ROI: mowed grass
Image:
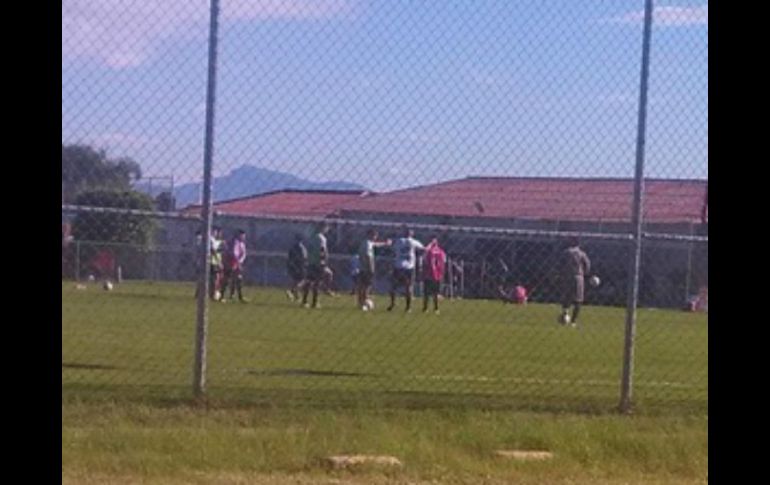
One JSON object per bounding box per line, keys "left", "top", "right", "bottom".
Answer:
{"left": 63, "top": 280, "right": 707, "bottom": 412}
{"left": 62, "top": 281, "right": 708, "bottom": 484}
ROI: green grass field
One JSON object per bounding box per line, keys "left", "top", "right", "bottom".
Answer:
{"left": 62, "top": 280, "right": 708, "bottom": 484}
{"left": 63, "top": 280, "right": 707, "bottom": 413}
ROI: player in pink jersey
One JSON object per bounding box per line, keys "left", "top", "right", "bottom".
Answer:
{"left": 421, "top": 235, "right": 447, "bottom": 314}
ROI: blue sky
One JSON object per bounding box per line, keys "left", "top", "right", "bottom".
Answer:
{"left": 62, "top": 1, "right": 707, "bottom": 192}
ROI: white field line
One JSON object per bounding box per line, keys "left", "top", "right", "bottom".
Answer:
{"left": 410, "top": 374, "right": 705, "bottom": 390}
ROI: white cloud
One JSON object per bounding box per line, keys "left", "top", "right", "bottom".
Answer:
{"left": 604, "top": 5, "right": 708, "bottom": 27}
{"left": 62, "top": 0, "right": 355, "bottom": 68}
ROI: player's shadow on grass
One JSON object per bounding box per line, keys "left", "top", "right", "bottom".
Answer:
{"left": 247, "top": 368, "right": 378, "bottom": 378}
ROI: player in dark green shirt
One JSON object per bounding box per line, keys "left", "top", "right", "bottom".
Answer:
{"left": 301, "top": 222, "right": 330, "bottom": 309}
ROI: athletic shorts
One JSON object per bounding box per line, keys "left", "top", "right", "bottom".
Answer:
{"left": 307, "top": 264, "right": 326, "bottom": 282}
{"left": 226, "top": 266, "right": 242, "bottom": 278}
{"left": 288, "top": 265, "right": 306, "bottom": 282}
{"left": 358, "top": 270, "right": 374, "bottom": 286}
{"left": 423, "top": 280, "right": 440, "bottom": 295}
{"left": 391, "top": 268, "right": 413, "bottom": 287}
{"left": 561, "top": 275, "right": 585, "bottom": 305}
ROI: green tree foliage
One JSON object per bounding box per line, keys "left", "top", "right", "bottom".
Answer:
{"left": 72, "top": 189, "right": 157, "bottom": 246}
{"left": 154, "top": 191, "right": 177, "bottom": 212}
{"left": 62, "top": 144, "right": 143, "bottom": 203}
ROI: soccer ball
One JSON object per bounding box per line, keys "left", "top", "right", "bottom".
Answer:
{"left": 103, "top": 280, "right": 114, "bottom": 291}
{"left": 558, "top": 312, "right": 571, "bottom": 325}
{"left": 213, "top": 290, "right": 221, "bottom": 301}
{"left": 588, "top": 275, "right": 601, "bottom": 287}
{"left": 365, "top": 299, "right": 375, "bottom": 310}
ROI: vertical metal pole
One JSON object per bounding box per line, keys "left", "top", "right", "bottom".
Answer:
{"left": 481, "top": 260, "right": 487, "bottom": 298}
{"left": 619, "top": 0, "right": 655, "bottom": 414}
{"left": 262, "top": 256, "right": 268, "bottom": 286}
{"left": 194, "top": 0, "right": 221, "bottom": 401}
{"left": 447, "top": 258, "right": 455, "bottom": 300}
{"left": 684, "top": 223, "right": 694, "bottom": 302}
{"left": 75, "top": 241, "right": 81, "bottom": 281}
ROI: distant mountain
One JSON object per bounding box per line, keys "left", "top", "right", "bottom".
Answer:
{"left": 135, "top": 165, "right": 367, "bottom": 207}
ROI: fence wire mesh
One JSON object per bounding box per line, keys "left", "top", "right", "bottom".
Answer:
{"left": 62, "top": 0, "right": 708, "bottom": 413}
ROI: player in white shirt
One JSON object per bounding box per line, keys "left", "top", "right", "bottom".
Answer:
{"left": 387, "top": 228, "right": 425, "bottom": 313}
{"left": 356, "top": 229, "right": 391, "bottom": 311}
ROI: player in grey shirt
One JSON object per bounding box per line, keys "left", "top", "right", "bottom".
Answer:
{"left": 560, "top": 236, "right": 591, "bottom": 326}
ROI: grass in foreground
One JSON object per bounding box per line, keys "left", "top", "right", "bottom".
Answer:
{"left": 63, "top": 400, "right": 707, "bottom": 485}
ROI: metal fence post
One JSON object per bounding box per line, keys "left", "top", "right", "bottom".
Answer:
{"left": 684, "top": 223, "right": 694, "bottom": 303}
{"left": 619, "top": 0, "right": 655, "bottom": 414}
{"left": 193, "top": 0, "right": 221, "bottom": 401}
{"left": 75, "top": 240, "right": 81, "bottom": 282}
{"left": 262, "top": 256, "right": 268, "bottom": 286}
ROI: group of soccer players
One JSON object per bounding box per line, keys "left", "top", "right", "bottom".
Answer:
{"left": 196, "top": 222, "right": 593, "bottom": 326}
{"left": 281, "top": 223, "right": 449, "bottom": 313}
{"left": 196, "top": 226, "right": 249, "bottom": 303}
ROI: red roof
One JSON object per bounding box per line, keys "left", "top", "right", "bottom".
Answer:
{"left": 182, "top": 189, "right": 369, "bottom": 218}
{"left": 335, "top": 177, "right": 707, "bottom": 224}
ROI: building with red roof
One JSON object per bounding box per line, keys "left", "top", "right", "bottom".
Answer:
{"left": 335, "top": 177, "right": 706, "bottom": 233}
{"left": 181, "top": 189, "right": 369, "bottom": 219}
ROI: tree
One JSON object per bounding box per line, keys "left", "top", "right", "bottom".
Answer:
{"left": 62, "top": 144, "right": 143, "bottom": 204}
{"left": 71, "top": 189, "right": 156, "bottom": 245}
{"left": 154, "top": 191, "right": 176, "bottom": 212}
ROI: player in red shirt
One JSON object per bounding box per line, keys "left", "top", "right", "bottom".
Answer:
{"left": 421, "top": 235, "right": 447, "bottom": 314}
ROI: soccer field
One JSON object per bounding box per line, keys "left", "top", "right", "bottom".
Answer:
{"left": 62, "top": 280, "right": 708, "bottom": 414}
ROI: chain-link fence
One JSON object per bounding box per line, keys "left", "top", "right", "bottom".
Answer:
{"left": 62, "top": 0, "right": 708, "bottom": 413}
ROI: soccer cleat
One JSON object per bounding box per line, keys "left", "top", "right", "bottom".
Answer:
{"left": 239, "top": 298, "right": 250, "bottom": 303}
{"left": 302, "top": 303, "right": 310, "bottom": 309}
{"left": 286, "top": 290, "right": 295, "bottom": 301}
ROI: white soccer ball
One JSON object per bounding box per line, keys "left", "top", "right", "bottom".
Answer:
{"left": 589, "top": 275, "right": 601, "bottom": 287}
{"left": 558, "top": 313, "right": 571, "bottom": 325}
{"left": 365, "top": 299, "right": 375, "bottom": 310}
{"left": 213, "top": 290, "right": 221, "bottom": 301}
{"left": 103, "top": 280, "right": 114, "bottom": 291}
